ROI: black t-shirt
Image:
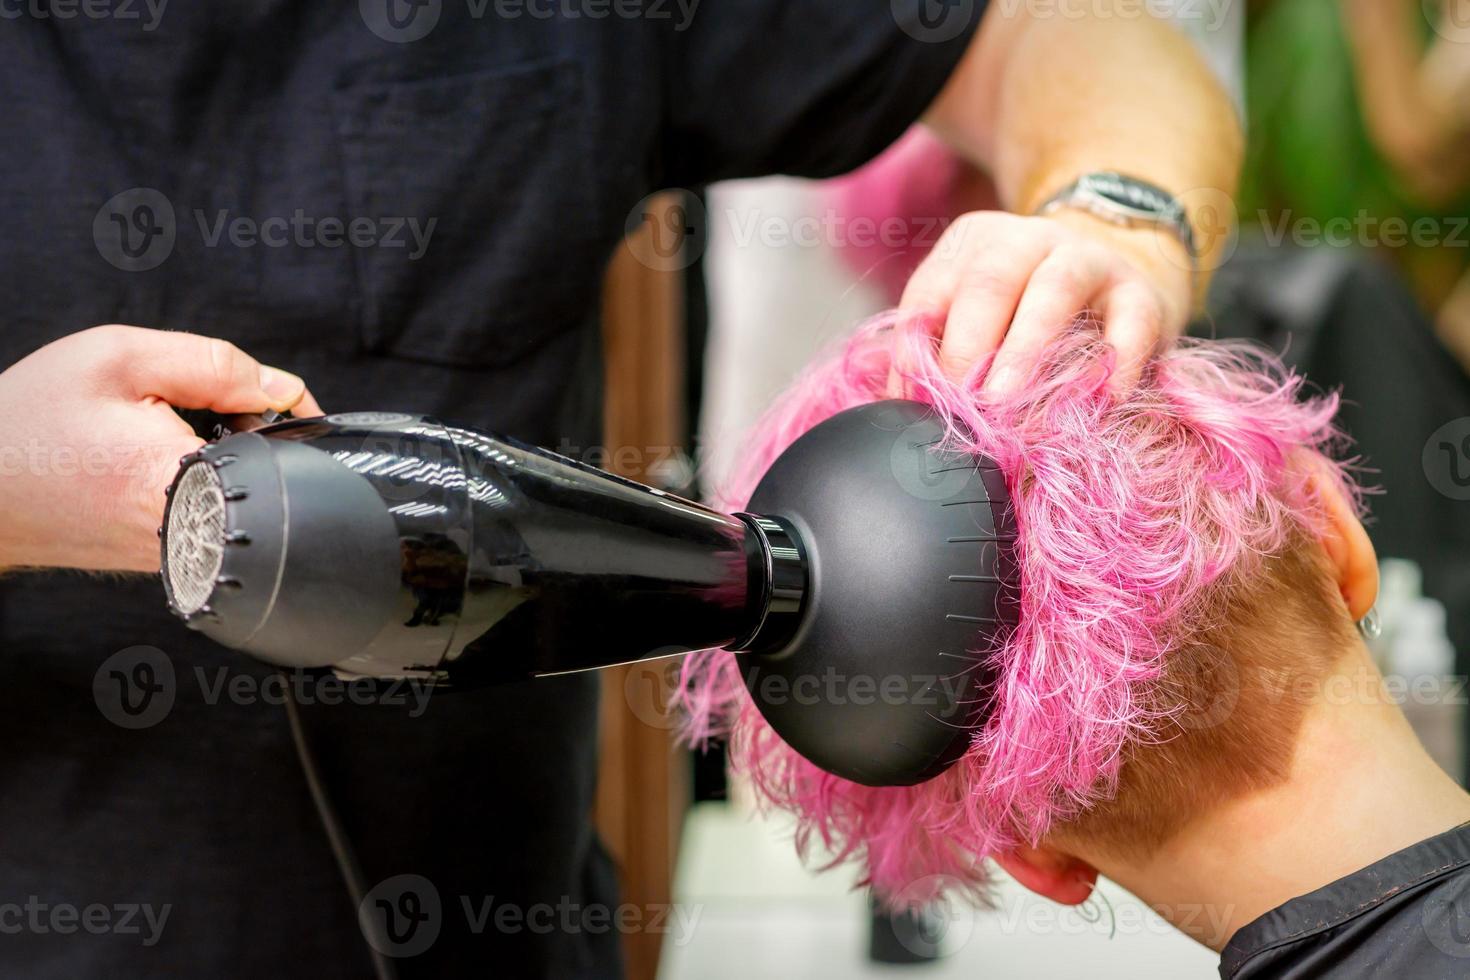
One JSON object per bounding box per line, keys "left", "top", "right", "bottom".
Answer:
{"left": 1222, "top": 821, "right": 1470, "bottom": 978}
{"left": 0, "top": 3, "right": 980, "bottom": 977}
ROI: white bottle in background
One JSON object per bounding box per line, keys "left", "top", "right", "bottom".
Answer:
{"left": 1376, "top": 559, "right": 1463, "bottom": 779}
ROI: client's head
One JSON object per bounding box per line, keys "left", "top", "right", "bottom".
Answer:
{"left": 680, "top": 313, "right": 1391, "bottom": 941}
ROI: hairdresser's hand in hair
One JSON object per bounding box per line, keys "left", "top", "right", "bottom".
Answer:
{"left": 904, "top": 0, "right": 1242, "bottom": 394}
{"left": 896, "top": 209, "right": 1194, "bottom": 396}
{"left": 0, "top": 325, "right": 321, "bottom": 573}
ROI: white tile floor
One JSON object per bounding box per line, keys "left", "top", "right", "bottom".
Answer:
{"left": 659, "top": 802, "right": 1218, "bottom": 980}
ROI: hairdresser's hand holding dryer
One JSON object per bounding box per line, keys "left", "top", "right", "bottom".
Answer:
{"left": 0, "top": 3, "right": 1239, "bottom": 975}
{"left": 0, "top": 326, "right": 319, "bottom": 572}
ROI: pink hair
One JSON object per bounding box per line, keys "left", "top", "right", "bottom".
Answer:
{"left": 678, "top": 313, "right": 1357, "bottom": 906}
{"left": 825, "top": 127, "right": 998, "bottom": 305}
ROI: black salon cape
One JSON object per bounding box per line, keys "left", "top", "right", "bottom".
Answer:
{"left": 0, "top": 4, "right": 977, "bottom": 977}
{"left": 1222, "top": 822, "right": 1470, "bottom": 978}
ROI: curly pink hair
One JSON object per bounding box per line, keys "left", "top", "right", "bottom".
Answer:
{"left": 678, "top": 313, "right": 1358, "bottom": 906}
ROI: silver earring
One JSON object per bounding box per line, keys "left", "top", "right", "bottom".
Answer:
{"left": 1073, "top": 879, "right": 1116, "bottom": 939}
{"left": 1358, "top": 606, "right": 1382, "bottom": 640}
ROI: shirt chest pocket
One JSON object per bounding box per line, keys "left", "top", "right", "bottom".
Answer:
{"left": 330, "top": 59, "right": 603, "bottom": 368}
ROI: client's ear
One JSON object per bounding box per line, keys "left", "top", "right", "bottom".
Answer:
{"left": 1308, "top": 467, "right": 1378, "bottom": 621}
{"left": 993, "top": 845, "right": 1098, "bottom": 906}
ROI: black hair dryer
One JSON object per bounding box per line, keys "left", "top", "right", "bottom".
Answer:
{"left": 160, "top": 404, "right": 1018, "bottom": 787}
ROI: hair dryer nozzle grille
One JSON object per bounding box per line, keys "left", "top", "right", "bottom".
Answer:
{"left": 163, "top": 460, "right": 227, "bottom": 615}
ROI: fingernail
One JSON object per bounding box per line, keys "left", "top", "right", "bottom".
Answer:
{"left": 259, "top": 365, "right": 304, "bottom": 403}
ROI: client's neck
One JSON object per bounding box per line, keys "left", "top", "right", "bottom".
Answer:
{"left": 1089, "top": 642, "right": 1470, "bottom": 951}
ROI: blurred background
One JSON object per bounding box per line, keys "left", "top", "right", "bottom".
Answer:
{"left": 591, "top": 1, "right": 1470, "bottom": 976}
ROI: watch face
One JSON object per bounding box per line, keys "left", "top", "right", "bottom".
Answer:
{"left": 1084, "top": 173, "right": 1176, "bottom": 219}
{"left": 1043, "top": 173, "right": 1197, "bottom": 260}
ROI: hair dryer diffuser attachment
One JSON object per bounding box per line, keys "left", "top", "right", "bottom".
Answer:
{"left": 736, "top": 400, "right": 1019, "bottom": 787}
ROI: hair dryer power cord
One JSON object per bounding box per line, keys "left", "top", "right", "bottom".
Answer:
{"left": 281, "top": 671, "right": 398, "bottom": 980}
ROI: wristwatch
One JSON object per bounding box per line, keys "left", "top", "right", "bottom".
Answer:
{"left": 1036, "top": 172, "right": 1196, "bottom": 266}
